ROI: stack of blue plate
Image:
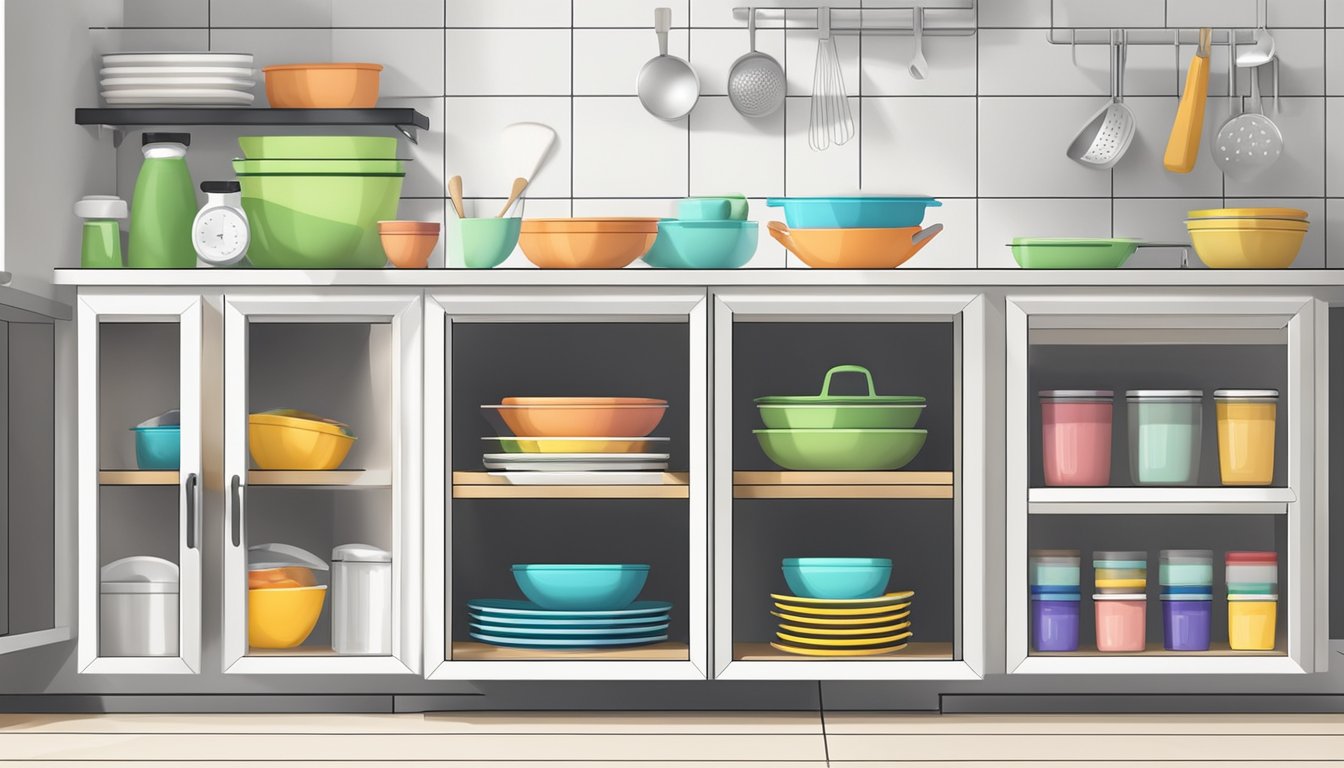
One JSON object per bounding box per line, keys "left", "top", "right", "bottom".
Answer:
{"left": 467, "top": 598, "right": 673, "bottom": 649}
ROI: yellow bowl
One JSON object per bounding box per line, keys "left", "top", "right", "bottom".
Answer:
{"left": 1189, "top": 227, "right": 1305, "bottom": 269}
{"left": 1185, "top": 218, "right": 1310, "bottom": 232}
{"left": 1188, "top": 207, "right": 1308, "bottom": 220}
{"left": 248, "top": 585, "right": 326, "bottom": 649}
{"left": 248, "top": 411, "right": 356, "bottom": 470}
{"left": 484, "top": 437, "right": 664, "bottom": 454}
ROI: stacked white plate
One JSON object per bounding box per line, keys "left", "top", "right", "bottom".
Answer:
{"left": 101, "top": 52, "right": 257, "bottom": 106}
{"left": 482, "top": 452, "right": 671, "bottom": 484}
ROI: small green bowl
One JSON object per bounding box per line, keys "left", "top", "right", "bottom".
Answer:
{"left": 754, "top": 428, "right": 927, "bottom": 471}
{"left": 448, "top": 217, "right": 522, "bottom": 269}
{"left": 238, "top": 135, "right": 399, "bottom": 160}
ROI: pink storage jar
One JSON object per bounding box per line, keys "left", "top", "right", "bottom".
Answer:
{"left": 1094, "top": 594, "right": 1147, "bottom": 652}
{"left": 1040, "top": 390, "right": 1114, "bottom": 486}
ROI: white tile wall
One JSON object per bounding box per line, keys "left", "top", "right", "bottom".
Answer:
{"left": 104, "top": 0, "right": 1338, "bottom": 269}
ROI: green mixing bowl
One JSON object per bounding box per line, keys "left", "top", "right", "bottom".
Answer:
{"left": 449, "top": 217, "right": 522, "bottom": 269}
{"left": 757, "top": 403, "right": 925, "bottom": 429}
{"left": 754, "top": 429, "right": 928, "bottom": 471}
{"left": 233, "top": 158, "right": 405, "bottom": 175}
{"left": 238, "top": 173, "right": 404, "bottom": 268}
{"left": 1009, "top": 238, "right": 1140, "bottom": 269}
{"left": 238, "top": 135, "right": 399, "bottom": 160}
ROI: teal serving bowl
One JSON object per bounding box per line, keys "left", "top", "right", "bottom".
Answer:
{"left": 511, "top": 564, "right": 650, "bottom": 611}
{"left": 782, "top": 557, "right": 892, "bottom": 600}
{"left": 132, "top": 426, "right": 180, "bottom": 470}
{"left": 642, "top": 220, "right": 758, "bottom": 269}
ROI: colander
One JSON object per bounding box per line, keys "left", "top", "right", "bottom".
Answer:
{"left": 1213, "top": 61, "right": 1283, "bottom": 180}
{"left": 1066, "top": 32, "right": 1135, "bottom": 170}
{"left": 727, "top": 8, "right": 785, "bottom": 118}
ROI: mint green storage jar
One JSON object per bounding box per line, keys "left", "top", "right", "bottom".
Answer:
{"left": 1126, "top": 390, "right": 1203, "bottom": 486}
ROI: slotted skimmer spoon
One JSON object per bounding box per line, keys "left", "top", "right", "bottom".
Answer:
{"left": 1066, "top": 31, "right": 1135, "bottom": 170}
{"left": 1214, "top": 62, "right": 1283, "bottom": 180}
{"left": 727, "top": 7, "right": 785, "bottom": 118}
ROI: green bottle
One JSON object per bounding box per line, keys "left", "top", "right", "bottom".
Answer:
{"left": 129, "top": 133, "right": 197, "bottom": 268}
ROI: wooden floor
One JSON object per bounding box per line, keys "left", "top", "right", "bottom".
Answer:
{"left": 1, "top": 711, "right": 1343, "bottom": 765}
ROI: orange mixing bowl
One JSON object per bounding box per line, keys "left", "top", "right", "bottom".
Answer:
{"left": 519, "top": 218, "right": 660, "bottom": 269}
{"left": 263, "top": 63, "right": 382, "bottom": 108}
{"left": 768, "top": 221, "right": 943, "bottom": 269}
{"left": 379, "top": 220, "right": 440, "bottom": 269}
{"left": 486, "top": 400, "right": 669, "bottom": 438}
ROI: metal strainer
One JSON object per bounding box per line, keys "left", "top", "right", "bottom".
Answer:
{"left": 728, "top": 8, "right": 785, "bottom": 119}
{"left": 1214, "top": 63, "right": 1283, "bottom": 180}
{"left": 1066, "top": 31, "right": 1135, "bottom": 170}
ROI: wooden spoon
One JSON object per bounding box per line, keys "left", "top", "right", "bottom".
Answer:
{"left": 497, "top": 177, "right": 528, "bottom": 218}
{"left": 448, "top": 176, "right": 466, "bottom": 219}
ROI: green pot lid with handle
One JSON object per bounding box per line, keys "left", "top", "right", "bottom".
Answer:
{"left": 755, "top": 364, "right": 927, "bottom": 406}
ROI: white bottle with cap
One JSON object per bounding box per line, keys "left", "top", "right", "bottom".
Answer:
{"left": 331, "top": 543, "right": 392, "bottom": 655}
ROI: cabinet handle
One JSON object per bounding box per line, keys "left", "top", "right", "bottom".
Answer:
{"left": 230, "top": 474, "right": 243, "bottom": 548}
{"left": 185, "top": 473, "right": 199, "bottom": 550}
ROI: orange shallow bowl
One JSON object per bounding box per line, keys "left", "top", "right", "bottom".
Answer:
{"left": 522, "top": 218, "right": 660, "bottom": 234}
{"left": 502, "top": 397, "right": 667, "bottom": 406}
{"left": 518, "top": 224, "right": 658, "bottom": 269}
{"left": 262, "top": 62, "right": 382, "bottom": 108}
{"left": 768, "top": 222, "right": 944, "bottom": 269}
{"left": 488, "top": 403, "right": 669, "bottom": 438}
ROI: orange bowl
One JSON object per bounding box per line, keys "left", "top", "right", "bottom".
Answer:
{"left": 263, "top": 63, "right": 382, "bottom": 108}
{"left": 487, "top": 403, "right": 669, "bottom": 438}
{"left": 379, "top": 220, "right": 440, "bottom": 269}
{"left": 768, "top": 221, "right": 943, "bottom": 269}
{"left": 519, "top": 219, "right": 660, "bottom": 269}
{"left": 502, "top": 397, "right": 667, "bottom": 406}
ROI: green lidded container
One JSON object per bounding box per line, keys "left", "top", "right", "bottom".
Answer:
{"left": 128, "top": 133, "right": 197, "bottom": 268}
{"left": 1126, "top": 390, "right": 1203, "bottom": 486}
{"left": 74, "top": 196, "right": 128, "bottom": 269}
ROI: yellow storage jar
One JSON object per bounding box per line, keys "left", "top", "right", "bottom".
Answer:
{"left": 1227, "top": 595, "right": 1277, "bottom": 651}
{"left": 1214, "top": 390, "right": 1277, "bottom": 486}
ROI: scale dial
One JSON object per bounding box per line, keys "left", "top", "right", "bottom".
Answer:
{"left": 193, "top": 206, "right": 249, "bottom": 266}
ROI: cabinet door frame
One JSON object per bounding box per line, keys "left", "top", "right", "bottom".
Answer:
{"left": 710, "top": 289, "right": 986, "bottom": 681}
{"left": 221, "top": 292, "right": 422, "bottom": 675}
{"left": 423, "top": 288, "right": 710, "bottom": 681}
{"left": 1004, "top": 294, "right": 1324, "bottom": 675}
{"left": 76, "top": 292, "right": 203, "bottom": 674}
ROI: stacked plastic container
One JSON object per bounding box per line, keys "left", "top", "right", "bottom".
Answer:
{"left": 1160, "top": 549, "right": 1213, "bottom": 651}
{"left": 1226, "top": 551, "right": 1278, "bottom": 650}
{"left": 1126, "top": 390, "right": 1202, "bottom": 485}
{"left": 1093, "top": 551, "right": 1147, "bottom": 652}
{"left": 1030, "top": 549, "right": 1080, "bottom": 652}
{"left": 1214, "top": 390, "right": 1279, "bottom": 485}
{"left": 1039, "top": 391, "right": 1113, "bottom": 486}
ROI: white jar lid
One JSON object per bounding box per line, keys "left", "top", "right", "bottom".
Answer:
{"left": 74, "top": 195, "right": 127, "bottom": 220}
{"left": 1214, "top": 389, "right": 1279, "bottom": 399}
{"left": 1126, "top": 390, "right": 1203, "bottom": 398}
{"left": 100, "top": 555, "right": 179, "bottom": 594}
{"left": 332, "top": 543, "right": 392, "bottom": 563}
{"left": 248, "top": 542, "right": 329, "bottom": 571}
{"left": 1039, "top": 390, "right": 1113, "bottom": 399}
{"left": 1093, "top": 593, "right": 1147, "bottom": 601}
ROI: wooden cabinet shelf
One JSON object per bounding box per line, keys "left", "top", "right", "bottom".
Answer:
{"left": 248, "top": 470, "right": 391, "bottom": 488}
{"left": 451, "top": 641, "right": 689, "bottom": 662}
{"left": 732, "top": 641, "right": 954, "bottom": 661}
{"left": 733, "top": 471, "right": 953, "bottom": 499}
{"left": 98, "top": 470, "right": 178, "bottom": 486}
{"left": 452, "top": 471, "right": 689, "bottom": 499}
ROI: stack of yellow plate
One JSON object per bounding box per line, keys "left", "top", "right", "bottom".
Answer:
{"left": 768, "top": 590, "right": 914, "bottom": 656}
{"left": 1185, "top": 208, "right": 1309, "bottom": 269}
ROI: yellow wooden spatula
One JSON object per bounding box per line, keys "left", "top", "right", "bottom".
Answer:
{"left": 1164, "top": 28, "right": 1212, "bottom": 173}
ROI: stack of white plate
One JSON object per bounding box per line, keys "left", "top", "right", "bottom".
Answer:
{"left": 101, "top": 52, "right": 257, "bottom": 106}
{"left": 482, "top": 451, "right": 671, "bottom": 485}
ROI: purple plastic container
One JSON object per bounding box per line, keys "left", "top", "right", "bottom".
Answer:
{"left": 1031, "top": 596, "right": 1080, "bottom": 652}
{"left": 1162, "top": 598, "right": 1212, "bottom": 651}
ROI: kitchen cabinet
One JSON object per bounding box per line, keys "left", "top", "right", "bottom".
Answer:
{"left": 77, "top": 293, "right": 203, "bottom": 674}
{"left": 423, "top": 289, "right": 709, "bottom": 680}
{"left": 710, "top": 290, "right": 986, "bottom": 681}
{"left": 1005, "top": 295, "right": 1327, "bottom": 674}
{"left": 222, "top": 293, "right": 422, "bottom": 674}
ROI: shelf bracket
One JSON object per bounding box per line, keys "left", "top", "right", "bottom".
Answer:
{"left": 395, "top": 124, "right": 419, "bottom": 144}
{"left": 99, "top": 124, "right": 127, "bottom": 148}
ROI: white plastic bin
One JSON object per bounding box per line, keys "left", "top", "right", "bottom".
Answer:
{"left": 331, "top": 544, "right": 392, "bottom": 655}
{"left": 99, "top": 556, "right": 179, "bottom": 657}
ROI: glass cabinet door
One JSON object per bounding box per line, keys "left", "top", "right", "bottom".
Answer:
{"left": 77, "top": 293, "right": 202, "bottom": 674}
{"left": 221, "top": 293, "right": 420, "bottom": 675}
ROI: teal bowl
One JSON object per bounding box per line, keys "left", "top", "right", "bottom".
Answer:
{"left": 132, "top": 426, "right": 180, "bottom": 470}
{"left": 449, "top": 217, "right": 522, "bottom": 269}
{"left": 781, "top": 557, "right": 892, "bottom": 600}
{"left": 642, "top": 220, "right": 758, "bottom": 269}
{"left": 511, "top": 564, "right": 650, "bottom": 611}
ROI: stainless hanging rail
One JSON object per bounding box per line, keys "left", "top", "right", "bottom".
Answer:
{"left": 1046, "top": 28, "right": 1257, "bottom": 47}
{"left": 730, "top": 5, "right": 977, "bottom": 36}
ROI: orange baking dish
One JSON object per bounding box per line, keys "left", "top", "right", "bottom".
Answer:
{"left": 485, "top": 397, "right": 669, "bottom": 438}
{"left": 262, "top": 63, "right": 383, "bottom": 108}
{"left": 768, "top": 221, "right": 943, "bottom": 269}
{"left": 519, "top": 218, "right": 660, "bottom": 269}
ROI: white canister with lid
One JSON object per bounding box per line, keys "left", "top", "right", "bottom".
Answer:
{"left": 100, "top": 556, "right": 179, "bottom": 657}
{"left": 331, "top": 544, "right": 392, "bottom": 655}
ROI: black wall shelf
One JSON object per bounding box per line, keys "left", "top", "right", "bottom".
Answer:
{"left": 74, "top": 107, "right": 431, "bottom": 146}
